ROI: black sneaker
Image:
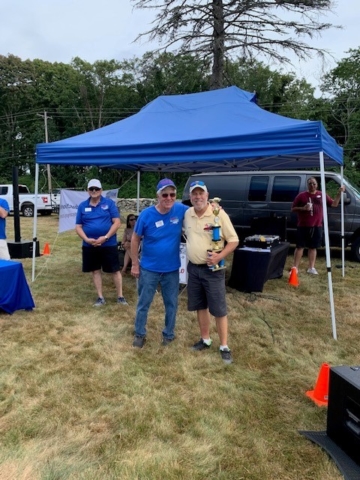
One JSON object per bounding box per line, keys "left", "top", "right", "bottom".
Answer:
{"left": 133, "top": 335, "right": 146, "bottom": 348}
{"left": 220, "top": 348, "right": 233, "bottom": 365}
{"left": 192, "top": 339, "right": 212, "bottom": 351}
{"left": 117, "top": 297, "right": 128, "bottom": 305}
{"left": 162, "top": 337, "right": 175, "bottom": 346}
{"left": 93, "top": 297, "right": 106, "bottom": 307}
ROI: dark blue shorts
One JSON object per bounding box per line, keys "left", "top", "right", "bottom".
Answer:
{"left": 187, "top": 261, "right": 227, "bottom": 318}
{"left": 82, "top": 246, "right": 120, "bottom": 273}
{"left": 296, "top": 226, "right": 323, "bottom": 249}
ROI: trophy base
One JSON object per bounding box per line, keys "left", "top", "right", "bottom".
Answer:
{"left": 209, "top": 265, "right": 226, "bottom": 272}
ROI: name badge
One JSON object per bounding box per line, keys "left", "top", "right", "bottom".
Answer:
{"left": 85, "top": 207, "right": 92, "bottom": 212}
{"left": 155, "top": 220, "right": 164, "bottom": 228}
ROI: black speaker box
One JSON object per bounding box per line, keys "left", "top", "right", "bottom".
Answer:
{"left": 250, "top": 215, "right": 287, "bottom": 241}
{"left": 7, "top": 240, "right": 40, "bottom": 259}
{"left": 327, "top": 365, "right": 360, "bottom": 466}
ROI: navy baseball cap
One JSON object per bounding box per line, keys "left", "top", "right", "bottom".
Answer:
{"left": 156, "top": 178, "right": 177, "bottom": 194}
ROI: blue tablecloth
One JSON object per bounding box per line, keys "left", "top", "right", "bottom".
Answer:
{"left": 0, "top": 259, "right": 35, "bottom": 314}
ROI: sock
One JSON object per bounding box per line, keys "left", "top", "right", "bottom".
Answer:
{"left": 220, "top": 345, "right": 229, "bottom": 351}
{"left": 202, "top": 338, "right": 212, "bottom": 346}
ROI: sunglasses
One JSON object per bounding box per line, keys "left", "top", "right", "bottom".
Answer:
{"left": 161, "top": 192, "right": 176, "bottom": 198}
{"left": 190, "top": 180, "right": 205, "bottom": 187}
{"left": 129, "top": 218, "right": 136, "bottom": 221}
{"left": 89, "top": 187, "right": 101, "bottom": 192}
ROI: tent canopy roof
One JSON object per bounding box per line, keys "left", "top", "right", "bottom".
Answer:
{"left": 36, "top": 86, "right": 343, "bottom": 172}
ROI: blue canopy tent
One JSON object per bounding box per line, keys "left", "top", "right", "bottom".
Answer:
{"left": 36, "top": 86, "right": 342, "bottom": 171}
{"left": 35, "top": 86, "right": 344, "bottom": 338}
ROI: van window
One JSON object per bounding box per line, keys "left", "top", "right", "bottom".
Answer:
{"left": 271, "top": 176, "right": 301, "bottom": 202}
{"left": 248, "top": 176, "right": 269, "bottom": 201}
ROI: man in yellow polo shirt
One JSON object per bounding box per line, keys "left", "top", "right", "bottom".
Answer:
{"left": 183, "top": 181, "right": 239, "bottom": 364}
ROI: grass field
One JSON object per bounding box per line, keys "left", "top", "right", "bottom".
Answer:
{"left": 1, "top": 214, "right": 359, "bottom": 479}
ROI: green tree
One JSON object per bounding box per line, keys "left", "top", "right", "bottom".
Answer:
{"left": 321, "top": 48, "right": 360, "bottom": 181}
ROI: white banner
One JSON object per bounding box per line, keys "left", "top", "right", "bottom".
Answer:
{"left": 179, "top": 242, "right": 187, "bottom": 285}
{"left": 58, "top": 188, "right": 119, "bottom": 233}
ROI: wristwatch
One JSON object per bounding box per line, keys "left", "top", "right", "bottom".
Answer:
{"left": 104, "top": 235, "right": 109, "bottom": 241}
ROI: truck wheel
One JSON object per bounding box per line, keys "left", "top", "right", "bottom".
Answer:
{"left": 351, "top": 237, "right": 360, "bottom": 262}
{"left": 22, "top": 204, "right": 34, "bottom": 217}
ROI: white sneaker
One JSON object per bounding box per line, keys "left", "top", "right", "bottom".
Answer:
{"left": 307, "top": 268, "right": 318, "bottom": 275}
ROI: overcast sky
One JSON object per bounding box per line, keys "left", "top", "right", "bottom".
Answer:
{"left": 2, "top": 0, "right": 359, "bottom": 91}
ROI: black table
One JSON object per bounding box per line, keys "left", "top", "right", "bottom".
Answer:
{"left": 0, "top": 259, "right": 35, "bottom": 314}
{"left": 228, "top": 242, "right": 290, "bottom": 292}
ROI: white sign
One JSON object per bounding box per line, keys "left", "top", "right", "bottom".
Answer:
{"left": 179, "top": 242, "right": 187, "bottom": 285}
{"left": 58, "top": 188, "right": 119, "bottom": 233}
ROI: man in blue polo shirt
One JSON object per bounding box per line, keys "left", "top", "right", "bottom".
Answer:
{"left": 75, "top": 179, "right": 127, "bottom": 306}
{"left": 0, "top": 198, "right": 10, "bottom": 260}
{"left": 130, "top": 178, "right": 188, "bottom": 347}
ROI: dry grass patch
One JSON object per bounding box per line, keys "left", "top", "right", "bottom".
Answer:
{"left": 0, "top": 215, "right": 359, "bottom": 479}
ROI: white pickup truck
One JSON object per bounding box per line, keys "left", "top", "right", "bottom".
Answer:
{"left": 0, "top": 184, "right": 53, "bottom": 217}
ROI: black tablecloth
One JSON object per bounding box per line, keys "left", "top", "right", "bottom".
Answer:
{"left": 228, "top": 242, "right": 290, "bottom": 292}
{"left": 0, "top": 259, "right": 35, "bottom": 314}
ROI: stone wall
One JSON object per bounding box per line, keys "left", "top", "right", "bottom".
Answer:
{"left": 116, "top": 198, "right": 156, "bottom": 214}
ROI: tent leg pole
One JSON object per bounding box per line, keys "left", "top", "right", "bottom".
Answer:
{"left": 320, "top": 152, "right": 337, "bottom": 340}
{"left": 136, "top": 171, "right": 140, "bottom": 215}
{"left": 32, "top": 163, "right": 40, "bottom": 282}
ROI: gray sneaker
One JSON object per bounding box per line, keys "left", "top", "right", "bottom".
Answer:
{"left": 117, "top": 297, "right": 128, "bottom": 305}
{"left": 133, "top": 335, "right": 146, "bottom": 348}
{"left": 93, "top": 297, "right": 106, "bottom": 307}
{"left": 220, "top": 348, "right": 233, "bottom": 365}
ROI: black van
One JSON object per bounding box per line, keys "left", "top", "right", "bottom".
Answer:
{"left": 182, "top": 171, "right": 360, "bottom": 261}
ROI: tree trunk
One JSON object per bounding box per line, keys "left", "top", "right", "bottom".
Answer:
{"left": 210, "top": 0, "right": 225, "bottom": 90}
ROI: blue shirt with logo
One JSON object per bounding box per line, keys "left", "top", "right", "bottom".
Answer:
{"left": 75, "top": 196, "right": 119, "bottom": 247}
{"left": 135, "top": 202, "right": 188, "bottom": 272}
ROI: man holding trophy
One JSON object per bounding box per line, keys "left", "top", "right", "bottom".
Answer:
{"left": 184, "top": 181, "right": 239, "bottom": 364}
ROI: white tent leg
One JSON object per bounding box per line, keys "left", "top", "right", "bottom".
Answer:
{"left": 136, "top": 171, "right": 140, "bottom": 214}
{"left": 31, "top": 163, "right": 40, "bottom": 282}
{"left": 320, "top": 152, "right": 337, "bottom": 340}
{"left": 340, "top": 166, "right": 345, "bottom": 277}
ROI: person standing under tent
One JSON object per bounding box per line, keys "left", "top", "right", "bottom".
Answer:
{"left": 75, "top": 179, "right": 128, "bottom": 306}
{"left": 183, "top": 180, "right": 239, "bottom": 365}
{"left": 130, "top": 178, "right": 188, "bottom": 348}
{"left": 291, "top": 176, "right": 345, "bottom": 275}
{"left": 121, "top": 214, "right": 137, "bottom": 274}
{"left": 0, "top": 198, "right": 10, "bottom": 260}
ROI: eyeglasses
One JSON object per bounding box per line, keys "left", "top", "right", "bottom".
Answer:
{"left": 161, "top": 192, "right": 176, "bottom": 198}
{"left": 190, "top": 180, "right": 205, "bottom": 187}
{"left": 129, "top": 218, "right": 136, "bottom": 221}
{"left": 89, "top": 187, "right": 101, "bottom": 192}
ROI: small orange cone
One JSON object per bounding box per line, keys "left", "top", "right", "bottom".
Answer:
{"left": 288, "top": 267, "right": 299, "bottom": 287}
{"left": 306, "top": 363, "right": 330, "bottom": 407}
{"left": 42, "top": 243, "right": 50, "bottom": 255}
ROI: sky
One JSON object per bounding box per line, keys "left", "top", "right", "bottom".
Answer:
{"left": 2, "top": 0, "right": 359, "bottom": 92}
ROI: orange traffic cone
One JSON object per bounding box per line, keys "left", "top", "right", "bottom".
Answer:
{"left": 42, "top": 243, "right": 50, "bottom": 255}
{"left": 306, "top": 363, "right": 330, "bottom": 407}
{"left": 288, "top": 267, "right": 299, "bottom": 287}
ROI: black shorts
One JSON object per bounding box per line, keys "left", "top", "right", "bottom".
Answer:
{"left": 82, "top": 246, "right": 120, "bottom": 273}
{"left": 187, "top": 262, "right": 227, "bottom": 318}
{"left": 296, "top": 226, "right": 323, "bottom": 249}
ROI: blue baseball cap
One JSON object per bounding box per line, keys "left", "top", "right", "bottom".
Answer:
{"left": 156, "top": 178, "right": 177, "bottom": 194}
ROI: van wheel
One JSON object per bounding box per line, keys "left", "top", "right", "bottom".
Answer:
{"left": 351, "top": 237, "right": 360, "bottom": 262}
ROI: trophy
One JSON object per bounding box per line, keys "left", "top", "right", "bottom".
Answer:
{"left": 205, "top": 197, "right": 226, "bottom": 271}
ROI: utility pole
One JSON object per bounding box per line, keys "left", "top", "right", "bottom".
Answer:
{"left": 37, "top": 111, "right": 52, "bottom": 194}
